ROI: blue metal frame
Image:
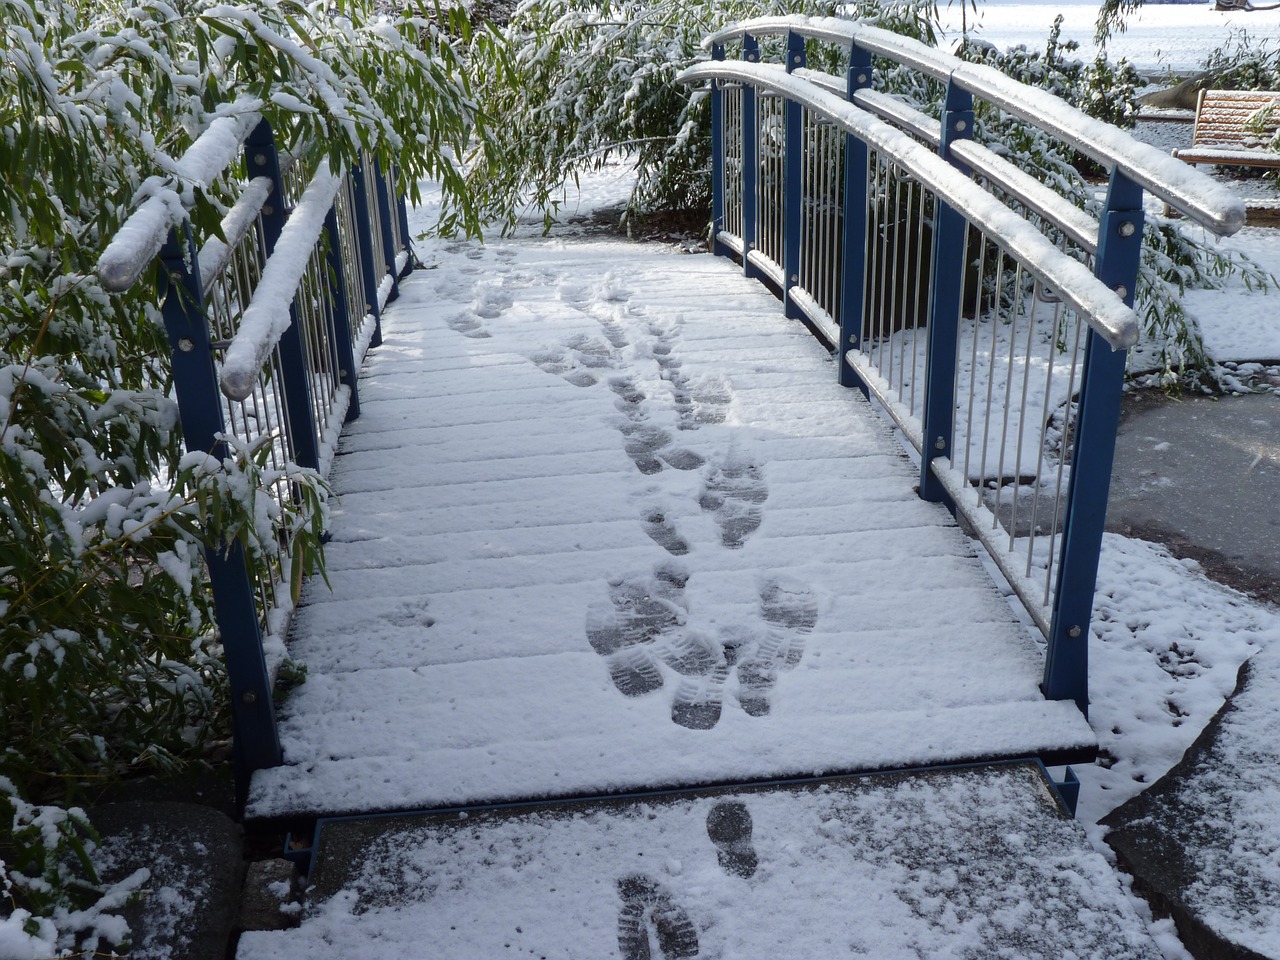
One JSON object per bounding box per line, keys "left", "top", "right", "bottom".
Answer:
{"left": 1042, "top": 169, "right": 1142, "bottom": 714}
{"left": 782, "top": 30, "right": 805, "bottom": 319}
{"left": 919, "top": 80, "right": 974, "bottom": 503}
{"left": 837, "top": 46, "right": 873, "bottom": 393}
{"left": 159, "top": 223, "right": 282, "bottom": 806}
{"left": 244, "top": 120, "right": 320, "bottom": 472}
{"left": 740, "top": 34, "right": 760, "bottom": 280}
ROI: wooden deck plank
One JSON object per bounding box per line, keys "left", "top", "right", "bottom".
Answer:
{"left": 247, "top": 238, "right": 1094, "bottom": 820}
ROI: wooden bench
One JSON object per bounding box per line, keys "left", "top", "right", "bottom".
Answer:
{"left": 1172, "top": 89, "right": 1280, "bottom": 169}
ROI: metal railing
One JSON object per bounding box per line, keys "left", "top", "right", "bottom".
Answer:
{"left": 682, "top": 16, "right": 1245, "bottom": 716}
{"left": 97, "top": 115, "right": 412, "bottom": 799}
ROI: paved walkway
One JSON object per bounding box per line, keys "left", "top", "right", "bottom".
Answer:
{"left": 245, "top": 235, "right": 1094, "bottom": 821}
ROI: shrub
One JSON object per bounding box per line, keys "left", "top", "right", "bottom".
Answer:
{"left": 2, "top": 0, "right": 482, "bottom": 949}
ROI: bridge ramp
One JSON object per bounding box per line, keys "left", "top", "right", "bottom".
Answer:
{"left": 246, "top": 237, "right": 1094, "bottom": 821}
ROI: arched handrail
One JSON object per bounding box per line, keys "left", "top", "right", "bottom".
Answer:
{"left": 680, "top": 59, "right": 1138, "bottom": 349}
{"left": 703, "top": 15, "right": 1245, "bottom": 236}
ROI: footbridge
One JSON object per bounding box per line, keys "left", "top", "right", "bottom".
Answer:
{"left": 102, "top": 17, "right": 1244, "bottom": 958}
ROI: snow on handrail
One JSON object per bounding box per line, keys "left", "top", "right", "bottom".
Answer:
{"left": 701, "top": 15, "right": 1246, "bottom": 236}
{"left": 678, "top": 60, "right": 1140, "bottom": 349}
{"left": 97, "top": 100, "right": 263, "bottom": 292}
{"left": 793, "top": 66, "right": 1101, "bottom": 253}
{"left": 198, "top": 176, "right": 274, "bottom": 300}
{"left": 219, "top": 160, "right": 343, "bottom": 402}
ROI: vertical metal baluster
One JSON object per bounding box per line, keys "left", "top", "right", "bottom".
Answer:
{"left": 978, "top": 248, "right": 1007, "bottom": 493}
{"left": 1044, "top": 311, "right": 1085, "bottom": 604}
{"left": 1009, "top": 271, "right": 1041, "bottom": 552}
{"left": 993, "top": 262, "right": 1026, "bottom": 532}
{"left": 1028, "top": 296, "right": 1067, "bottom": 578}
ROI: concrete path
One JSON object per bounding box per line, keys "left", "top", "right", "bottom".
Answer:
{"left": 1109, "top": 389, "right": 1280, "bottom": 605}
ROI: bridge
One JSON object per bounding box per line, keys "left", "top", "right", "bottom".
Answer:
{"left": 99, "top": 16, "right": 1244, "bottom": 958}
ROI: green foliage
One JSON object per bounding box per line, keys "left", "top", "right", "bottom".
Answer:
{"left": 467, "top": 0, "right": 842, "bottom": 226}
{"left": 2, "top": 0, "right": 480, "bottom": 949}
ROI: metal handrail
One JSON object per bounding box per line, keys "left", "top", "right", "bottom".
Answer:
{"left": 680, "top": 59, "right": 1138, "bottom": 349}
{"left": 702, "top": 14, "right": 1246, "bottom": 235}
{"left": 793, "top": 67, "right": 1102, "bottom": 253}
{"left": 97, "top": 101, "right": 264, "bottom": 292}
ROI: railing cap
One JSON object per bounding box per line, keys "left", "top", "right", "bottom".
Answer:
{"left": 699, "top": 15, "right": 1245, "bottom": 236}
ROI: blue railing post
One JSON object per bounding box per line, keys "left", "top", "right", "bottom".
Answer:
{"left": 159, "top": 223, "right": 282, "bottom": 806}
{"left": 838, "top": 45, "right": 873, "bottom": 393}
{"left": 372, "top": 156, "right": 401, "bottom": 304}
{"left": 919, "top": 78, "right": 974, "bottom": 503}
{"left": 782, "top": 30, "right": 806, "bottom": 320}
{"left": 351, "top": 155, "right": 385, "bottom": 348}
{"left": 244, "top": 120, "right": 320, "bottom": 472}
{"left": 1043, "top": 169, "right": 1142, "bottom": 714}
{"left": 324, "top": 203, "right": 362, "bottom": 423}
{"left": 710, "top": 42, "right": 727, "bottom": 257}
{"left": 741, "top": 34, "right": 760, "bottom": 280}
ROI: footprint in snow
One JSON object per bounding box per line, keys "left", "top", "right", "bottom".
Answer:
{"left": 589, "top": 570, "right": 817, "bottom": 727}
{"left": 706, "top": 800, "right": 758, "bottom": 879}
{"left": 446, "top": 312, "right": 492, "bottom": 339}
{"left": 616, "top": 874, "right": 700, "bottom": 960}
{"left": 699, "top": 454, "right": 768, "bottom": 549}
{"left": 621, "top": 424, "right": 705, "bottom": 476}
{"left": 530, "top": 346, "right": 598, "bottom": 388}
{"left": 732, "top": 576, "right": 818, "bottom": 718}
{"left": 642, "top": 508, "right": 690, "bottom": 557}
{"left": 586, "top": 564, "right": 690, "bottom": 698}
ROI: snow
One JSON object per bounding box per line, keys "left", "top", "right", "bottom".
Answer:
{"left": 240, "top": 764, "right": 1158, "bottom": 960}
{"left": 219, "top": 161, "right": 343, "bottom": 401}
{"left": 680, "top": 59, "right": 1141, "bottom": 345}
{"left": 74, "top": 6, "right": 1264, "bottom": 955}
{"left": 696, "top": 14, "right": 1246, "bottom": 235}
{"left": 96, "top": 101, "right": 263, "bottom": 292}
{"left": 242, "top": 126, "right": 1280, "bottom": 952}
{"left": 246, "top": 232, "right": 1096, "bottom": 819}
{"left": 937, "top": 0, "right": 1280, "bottom": 73}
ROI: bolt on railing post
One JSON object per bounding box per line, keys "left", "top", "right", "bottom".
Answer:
{"left": 919, "top": 77, "right": 974, "bottom": 503}
{"left": 159, "top": 223, "right": 282, "bottom": 807}
{"left": 244, "top": 120, "right": 320, "bottom": 472}
{"left": 710, "top": 42, "right": 727, "bottom": 257}
{"left": 372, "top": 156, "right": 401, "bottom": 304}
{"left": 350, "top": 154, "right": 385, "bottom": 349}
{"left": 782, "top": 30, "right": 806, "bottom": 320}
{"left": 741, "top": 34, "right": 760, "bottom": 280}
{"left": 1043, "top": 168, "right": 1142, "bottom": 715}
{"left": 324, "top": 202, "right": 362, "bottom": 423}
{"left": 838, "top": 45, "right": 873, "bottom": 394}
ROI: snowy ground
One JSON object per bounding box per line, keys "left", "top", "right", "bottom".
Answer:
{"left": 937, "top": 0, "right": 1280, "bottom": 72}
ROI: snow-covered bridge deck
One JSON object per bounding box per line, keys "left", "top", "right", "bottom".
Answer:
{"left": 245, "top": 235, "right": 1095, "bottom": 821}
